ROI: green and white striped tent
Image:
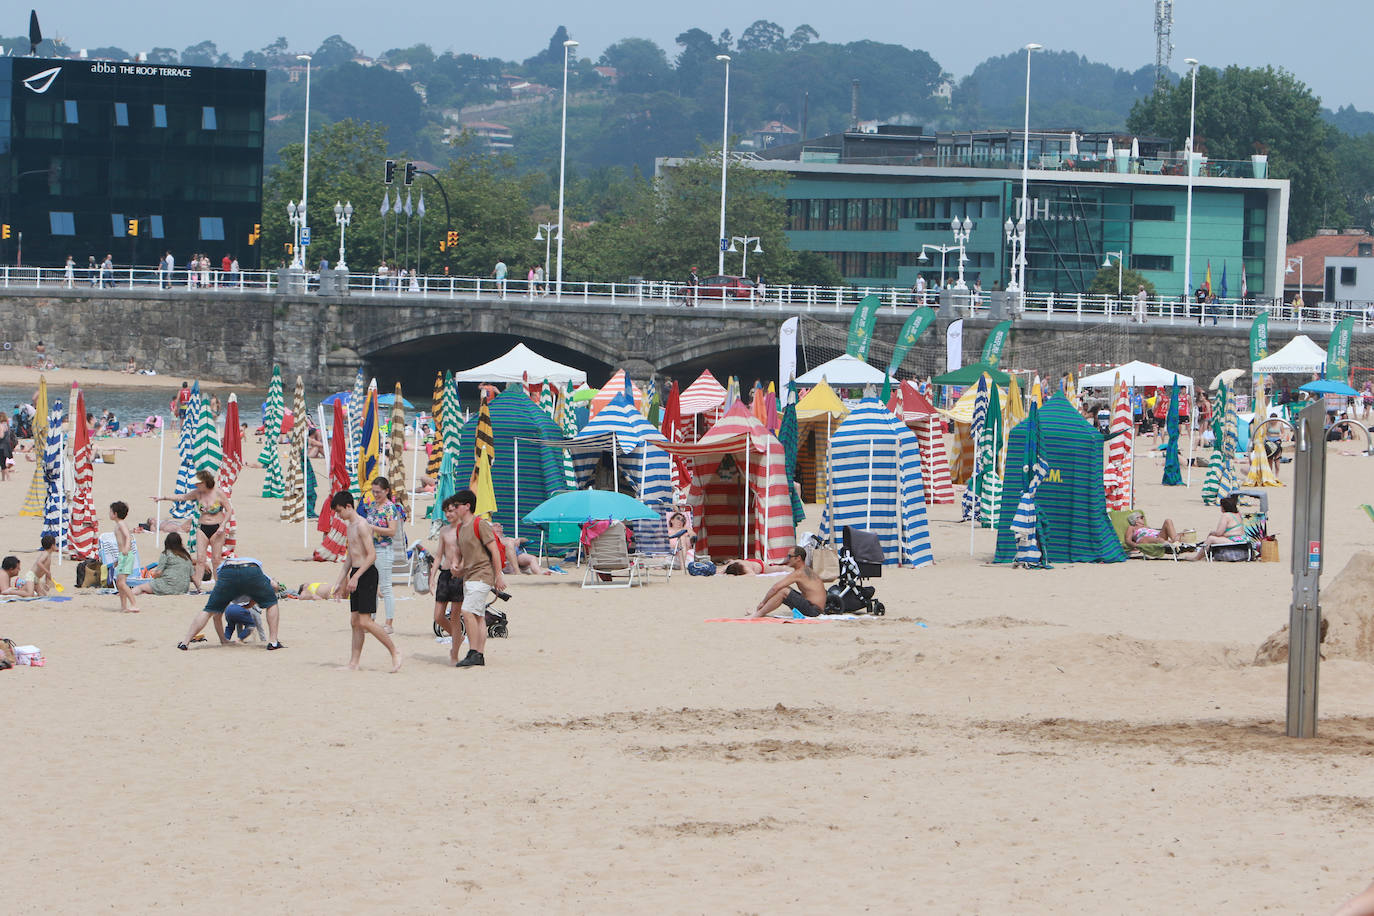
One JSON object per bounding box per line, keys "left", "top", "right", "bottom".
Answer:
{"left": 455, "top": 386, "right": 567, "bottom": 534}
{"left": 993, "top": 394, "right": 1125, "bottom": 564}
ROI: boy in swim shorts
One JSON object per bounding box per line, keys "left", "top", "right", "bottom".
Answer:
{"left": 332, "top": 491, "right": 402, "bottom": 673}
{"left": 110, "top": 501, "right": 139, "bottom": 613}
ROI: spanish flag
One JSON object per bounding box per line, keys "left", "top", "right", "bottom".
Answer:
{"left": 1203, "top": 261, "right": 1213, "bottom": 296}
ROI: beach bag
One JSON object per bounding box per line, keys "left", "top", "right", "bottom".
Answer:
{"left": 76, "top": 558, "right": 104, "bottom": 589}
{"left": 809, "top": 547, "right": 840, "bottom": 582}
{"left": 687, "top": 560, "right": 716, "bottom": 576}
{"left": 1259, "top": 538, "right": 1280, "bottom": 563}
{"left": 475, "top": 519, "right": 507, "bottom": 571}
{"left": 410, "top": 546, "right": 432, "bottom": 594}
{"left": 1, "top": 638, "right": 16, "bottom": 667}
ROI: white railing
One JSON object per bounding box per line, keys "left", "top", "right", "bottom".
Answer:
{"left": 1, "top": 264, "right": 1369, "bottom": 331}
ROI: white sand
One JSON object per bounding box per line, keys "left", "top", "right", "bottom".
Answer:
{"left": 2, "top": 421, "right": 1373, "bottom": 912}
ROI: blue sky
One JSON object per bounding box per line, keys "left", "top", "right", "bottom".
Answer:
{"left": 35, "top": 0, "right": 1374, "bottom": 111}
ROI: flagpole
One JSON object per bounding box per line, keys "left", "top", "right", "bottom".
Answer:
{"left": 404, "top": 192, "right": 412, "bottom": 273}
{"left": 416, "top": 192, "right": 425, "bottom": 279}
{"left": 303, "top": 433, "right": 309, "bottom": 549}
{"left": 379, "top": 191, "right": 389, "bottom": 268}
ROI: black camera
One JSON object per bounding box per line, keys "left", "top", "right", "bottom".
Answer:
{"left": 492, "top": 590, "right": 512, "bottom": 602}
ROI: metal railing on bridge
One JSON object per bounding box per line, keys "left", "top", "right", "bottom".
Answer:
{"left": 2, "top": 263, "right": 1369, "bottom": 332}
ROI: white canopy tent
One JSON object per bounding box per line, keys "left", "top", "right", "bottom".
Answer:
{"left": 1252, "top": 335, "right": 1327, "bottom": 374}
{"left": 792, "top": 354, "right": 891, "bottom": 387}
{"left": 1078, "top": 360, "right": 1194, "bottom": 390}
{"left": 452, "top": 342, "right": 587, "bottom": 386}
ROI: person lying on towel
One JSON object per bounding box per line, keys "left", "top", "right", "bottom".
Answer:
{"left": 750, "top": 547, "right": 828, "bottom": 619}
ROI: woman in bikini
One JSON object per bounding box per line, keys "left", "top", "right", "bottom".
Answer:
{"left": 1189, "top": 494, "right": 1247, "bottom": 560}
{"left": 1124, "top": 511, "right": 1182, "bottom": 548}
{"left": 720, "top": 558, "right": 792, "bottom": 576}
{"left": 666, "top": 511, "right": 696, "bottom": 570}
{"left": 152, "top": 469, "right": 233, "bottom": 586}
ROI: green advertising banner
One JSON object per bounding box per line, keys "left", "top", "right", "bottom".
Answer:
{"left": 886, "top": 306, "right": 936, "bottom": 376}
{"left": 1249, "top": 312, "right": 1269, "bottom": 365}
{"left": 1327, "top": 316, "right": 1355, "bottom": 381}
{"left": 979, "top": 320, "right": 1013, "bottom": 368}
{"left": 845, "top": 294, "right": 884, "bottom": 359}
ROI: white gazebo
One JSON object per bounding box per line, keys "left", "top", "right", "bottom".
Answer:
{"left": 452, "top": 342, "right": 587, "bottom": 386}
{"left": 1251, "top": 335, "right": 1327, "bottom": 374}
{"left": 792, "top": 354, "right": 891, "bottom": 387}
{"left": 1077, "top": 360, "right": 1194, "bottom": 390}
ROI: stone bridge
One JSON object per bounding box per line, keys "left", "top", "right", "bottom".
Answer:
{"left": 0, "top": 286, "right": 1358, "bottom": 392}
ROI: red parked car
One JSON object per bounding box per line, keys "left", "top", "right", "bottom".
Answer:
{"left": 677, "top": 274, "right": 756, "bottom": 304}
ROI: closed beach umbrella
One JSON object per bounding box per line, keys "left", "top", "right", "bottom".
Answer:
{"left": 67, "top": 390, "right": 98, "bottom": 560}
{"left": 1162, "top": 377, "right": 1183, "bottom": 486}
{"left": 473, "top": 396, "right": 495, "bottom": 470}
{"left": 193, "top": 386, "right": 222, "bottom": 474}
{"left": 778, "top": 401, "right": 807, "bottom": 526}
{"left": 1202, "top": 383, "right": 1238, "bottom": 505}
{"left": 977, "top": 373, "right": 1004, "bottom": 527}
{"left": 472, "top": 450, "right": 498, "bottom": 519}
{"left": 426, "top": 371, "right": 444, "bottom": 480}
{"left": 260, "top": 367, "right": 285, "bottom": 498}
{"left": 388, "top": 382, "right": 408, "bottom": 497}
{"left": 429, "top": 371, "right": 464, "bottom": 525}
{"left": 281, "top": 375, "right": 307, "bottom": 523}
{"left": 314, "top": 398, "right": 351, "bottom": 561}
{"left": 1105, "top": 381, "right": 1134, "bottom": 511}
{"left": 20, "top": 375, "right": 49, "bottom": 517}
{"left": 169, "top": 386, "right": 200, "bottom": 520}
{"left": 1009, "top": 405, "right": 1052, "bottom": 569}
{"left": 219, "top": 395, "right": 242, "bottom": 559}
{"left": 538, "top": 379, "right": 557, "bottom": 420}
{"left": 557, "top": 380, "right": 579, "bottom": 489}
{"left": 659, "top": 380, "right": 690, "bottom": 492}
{"left": 346, "top": 368, "right": 365, "bottom": 498}
{"left": 42, "top": 400, "right": 66, "bottom": 543}
{"left": 1243, "top": 384, "right": 1282, "bottom": 487}
{"left": 961, "top": 375, "right": 989, "bottom": 523}
{"left": 357, "top": 380, "right": 381, "bottom": 502}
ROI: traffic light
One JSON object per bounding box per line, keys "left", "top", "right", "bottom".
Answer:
{"left": 127, "top": 218, "right": 139, "bottom": 237}
{"left": 445, "top": 229, "right": 459, "bottom": 250}
{"left": 384, "top": 159, "right": 396, "bottom": 185}
{"left": 248, "top": 223, "right": 261, "bottom": 246}
{"left": 404, "top": 161, "right": 417, "bottom": 185}
{"left": 1, "top": 224, "right": 9, "bottom": 240}
{"left": 284, "top": 242, "right": 294, "bottom": 255}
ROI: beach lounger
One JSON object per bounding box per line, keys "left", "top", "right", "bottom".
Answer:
{"left": 1107, "top": 509, "right": 1184, "bottom": 561}
{"left": 581, "top": 522, "right": 645, "bottom": 589}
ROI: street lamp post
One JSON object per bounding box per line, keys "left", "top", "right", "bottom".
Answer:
{"left": 1017, "top": 42, "right": 1042, "bottom": 294}
{"left": 1286, "top": 256, "right": 1304, "bottom": 316}
{"left": 716, "top": 53, "right": 731, "bottom": 276}
{"left": 555, "top": 39, "right": 578, "bottom": 300}
{"left": 295, "top": 53, "right": 312, "bottom": 269}
{"left": 950, "top": 216, "right": 972, "bottom": 290}
{"left": 1004, "top": 217, "right": 1027, "bottom": 293}
{"left": 334, "top": 201, "right": 353, "bottom": 272}
{"left": 1103, "top": 250, "right": 1124, "bottom": 296}
{"left": 287, "top": 200, "right": 306, "bottom": 268}
{"left": 727, "top": 234, "right": 762, "bottom": 278}
{"left": 534, "top": 222, "right": 558, "bottom": 291}
{"left": 1182, "top": 58, "right": 1200, "bottom": 299}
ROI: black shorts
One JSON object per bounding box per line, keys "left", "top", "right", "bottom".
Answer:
{"left": 783, "top": 588, "right": 823, "bottom": 618}
{"left": 350, "top": 565, "right": 379, "bottom": 616}
{"left": 435, "top": 569, "right": 463, "bottom": 604}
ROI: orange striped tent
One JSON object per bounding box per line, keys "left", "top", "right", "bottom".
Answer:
{"left": 588, "top": 370, "right": 647, "bottom": 419}
{"left": 794, "top": 381, "right": 848, "bottom": 503}
{"left": 889, "top": 381, "right": 954, "bottom": 504}
{"left": 661, "top": 402, "right": 795, "bottom": 563}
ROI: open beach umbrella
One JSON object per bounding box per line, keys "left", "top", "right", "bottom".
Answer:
{"left": 961, "top": 375, "right": 989, "bottom": 523}
{"left": 1162, "top": 376, "right": 1183, "bottom": 486}
{"left": 426, "top": 371, "right": 444, "bottom": 480}
{"left": 1210, "top": 368, "right": 1246, "bottom": 390}
{"left": 20, "top": 375, "right": 49, "bottom": 517}
{"left": 1009, "top": 404, "right": 1051, "bottom": 569}
{"left": 259, "top": 367, "right": 285, "bottom": 498}
{"left": 388, "top": 382, "right": 408, "bottom": 503}
{"left": 377, "top": 393, "right": 414, "bottom": 410}
{"left": 429, "top": 371, "right": 464, "bottom": 526}
{"left": 314, "top": 398, "right": 351, "bottom": 561}
{"left": 523, "top": 488, "right": 657, "bottom": 525}
{"left": 1298, "top": 379, "right": 1360, "bottom": 397}
{"left": 537, "top": 379, "right": 557, "bottom": 420}
{"left": 977, "top": 372, "right": 1004, "bottom": 528}
{"left": 42, "top": 400, "right": 66, "bottom": 543}
{"left": 357, "top": 380, "right": 381, "bottom": 504}
{"left": 67, "top": 389, "right": 98, "bottom": 560}
{"left": 219, "top": 395, "right": 242, "bottom": 559}
{"left": 281, "top": 375, "right": 307, "bottom": 523}
{"left": 778, "top": 400, "right": 807, "bottom": 526}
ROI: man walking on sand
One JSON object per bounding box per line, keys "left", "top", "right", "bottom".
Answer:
{"left": 431, "top": 495, "right": 465, "bottom": 664}
{"left": 750, "top": 546, "right": 828, "bottom": 618}
{"left": 451, "top": 488, "right": 506, "bottom": 668}
{"left": 332, "top": 491, "right": 402, "bottom": 672}
{"left": 177, "top": 556, "right": 286, "bottom": 650}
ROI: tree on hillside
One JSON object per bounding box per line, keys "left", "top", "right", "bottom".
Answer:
{"left": 952, "top": 50, "right": 1154, "bottom": 130}
{"left": 786, "top": 25, "right": 820, "bottom": 52}
{"left": 739, "top": 21, "right": 786, "bottom": 53}
{"left": 1128, "top": 65, "right": 1344, "bottom": 240}
{"left": 314, "top": 63, "right": 426, "bottom": 150}
{"left": 313, "top": 35, "right": 360, "bottom": 69}
{"left": 1330, "top": 132, "right": 1374, "bottom": 231}
{"left": 181, "top": 41, "right": 225, "bottom": 66}
{"left": 600, "top": 39, "right": 671, "bottom": 95}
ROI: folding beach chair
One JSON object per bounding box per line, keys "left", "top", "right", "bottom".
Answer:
{"left": 581, "top": 522, "right": 645, "bottom": 589}
{"left": 629, "top": 503, "right": 677, "bottom": 582}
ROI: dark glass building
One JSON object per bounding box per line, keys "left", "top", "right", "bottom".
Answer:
{"left": 0, "top": 56, "right": 265, "bottom": 268}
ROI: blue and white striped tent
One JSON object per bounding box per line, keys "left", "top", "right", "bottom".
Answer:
{"left": 42, "top": 400, "right": 67, "bottom": 542}
{"left": 565, "top": 393, "right": 673, "bottom": 505}
{"left": 820, "top": 398, "right": 934, "bottom": 567}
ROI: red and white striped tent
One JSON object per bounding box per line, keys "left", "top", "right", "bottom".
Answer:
{"left": 888, "top": 381, "right": 954, "bottom": 504}
{"left": 661, "top": 402, "right": 795, "bottom": 563}
{"left": 676, "top": 370, "right": 728, "bottom": 441}
{"left": 588, "top": 369, "right": 646, "bottom": 419}
{"left": 67, "top": 388, "right": 98, "bottom": 560}
{"left": 1104, "top": 380, "right": 1134, "bottom": 511}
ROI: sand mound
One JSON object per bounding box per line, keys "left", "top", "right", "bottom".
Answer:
{"left": 1254, "top": 551, "right": 1374, "bottom": 665}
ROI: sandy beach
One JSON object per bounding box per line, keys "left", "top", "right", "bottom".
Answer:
{"left": 2, "top": 416, "right": 1373, "bottom": 913}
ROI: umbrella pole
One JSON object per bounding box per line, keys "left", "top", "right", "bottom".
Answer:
{"left": 154, "top": 420, "right": 165, "bottom": 550}
{"left": 514, "top": 438, "right": 520, "bottom": 543}
{"left": 1186, "top": 392, "right": 1196, "bottom": 487}
{"left": 969, "top": 439, "right": 977, "bottom": 558}
{"left": 744, "top": 443, "right": 751, "bottom": 560}
{"left": 866, "top": 439, "right": 874, "bottom": 530}
{"left": 611, "top": 433, "right": 618, "bottom": 494}
{"left": 410, "top": 417, "right": 421, "bottom": 518}
{"left": 302, "top": 434, "right": 309, "bottom": 549}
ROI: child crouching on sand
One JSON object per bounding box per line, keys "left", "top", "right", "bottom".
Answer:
{"left": 32, "top": 535, "right": 58, "bottom": 596}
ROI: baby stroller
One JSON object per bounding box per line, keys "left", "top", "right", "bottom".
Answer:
{"left": 825, "top": 526, "right": 885, "bottom": 616}
{"left": 433, "top": 588, "right": 511, "bottom": 639}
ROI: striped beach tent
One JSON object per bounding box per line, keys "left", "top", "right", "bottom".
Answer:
{"left": 660, "top": 402, "right": 796, "bottom": 563}
{"left": 20, "top": 375, "right": 49, "bottom": 517}
{"left": 42, "top": 400, "right": 67, "bottom": 543}
{"left": 429, "top": 372, "right": 464, "bottom": 526}
{"left": 794, "top": 380, "right": 848, "bottom": 503}
{"left": 563, "top": 393, "right": 673, "bottom": 505}
{"left": 589, "top": 369, "right": 646, "bottom": 419}
{"left": 169, "top": 387, "right": 200, "bottom": 521}
{"left": 678, "top": 370, "right": 728, "bottom": 440}
{"left": 889, "top": 381, "right": 953, "bottom": 505}
{"left": 819, "top": 398, "right": 933, "bottom": 567}
{"left": 67, "top": 390, "right": 98, "bottom": 560}
{"left": 975, "top": 372, "right": 1004, "bottom": 528}
{"left": 388, "top": 382, "right": 408, "bottom": 505}
{"left": 281, "top": 375, "right": 307, "bottom": 523}
{"left": 260, "top": 367, "right": 285, "bottom": 498}
{"left": 314, "top": 398, "right": 351, "bottom": 560}
{"left": 426, "top": 371, "right": 444, "bottom": 480}
{"left": 1202, "top": 383, "right": 1239, "bottom": 505}
{"left": 993, "top": 394, "right": 1126, "bottom": 564}
{"left": 218, "top": 395, "right": 241, "bottom": 559}
{"left": 455, "top": 386, "right": 566, "bottom": 534}
{"left": 1104, "top": 380, "right": 1134, "bottom": 511}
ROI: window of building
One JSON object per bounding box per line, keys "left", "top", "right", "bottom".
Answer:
{"left": 114, "top": 102, "right": 129, "bottom": 127}
{"left": 1131, "top": 254, "right": 1174, "bottom": 271}
{"left": 202, "top": 107, "right": 217, "bottom": 130}
{"left": 199, "top": 217, "right": 225, "bottom": 241}
{"left": 149, "top": 215, "right": 165, "bottom": 239}
{"left": 111, "top": 214, "right": 126, "bottom": 238}
{"left": 1341, "top": 267, "right": 1357, "bottom": 285}
{"left": 1359, "top": 243, "right": 1372, "bottom": 257}
{"left": 49, "top": 212, "right": 75, "bottom": 235}
{"left": 1132, "top": 204, "right": 1174, "bottom": 221}
{"left": 63, "top": 100, "right": 78, "bottom": 124}
{"left": 153, "top": 104, "right": 167, "bottom": 128}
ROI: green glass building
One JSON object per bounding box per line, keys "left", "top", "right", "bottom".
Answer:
{"left": 744, "top": 129, "right": 1289, "bottom": 300}
{"left": 0, "top": 56, "right": 266, "bottom": 268}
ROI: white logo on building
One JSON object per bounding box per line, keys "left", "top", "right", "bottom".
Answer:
{"left": 22, "top": 66, "right": 62, "bottom": 94}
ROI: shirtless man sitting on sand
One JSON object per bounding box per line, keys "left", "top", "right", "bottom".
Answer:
{"left": 750, "top": 547, "right": 828, "bottom": 618}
